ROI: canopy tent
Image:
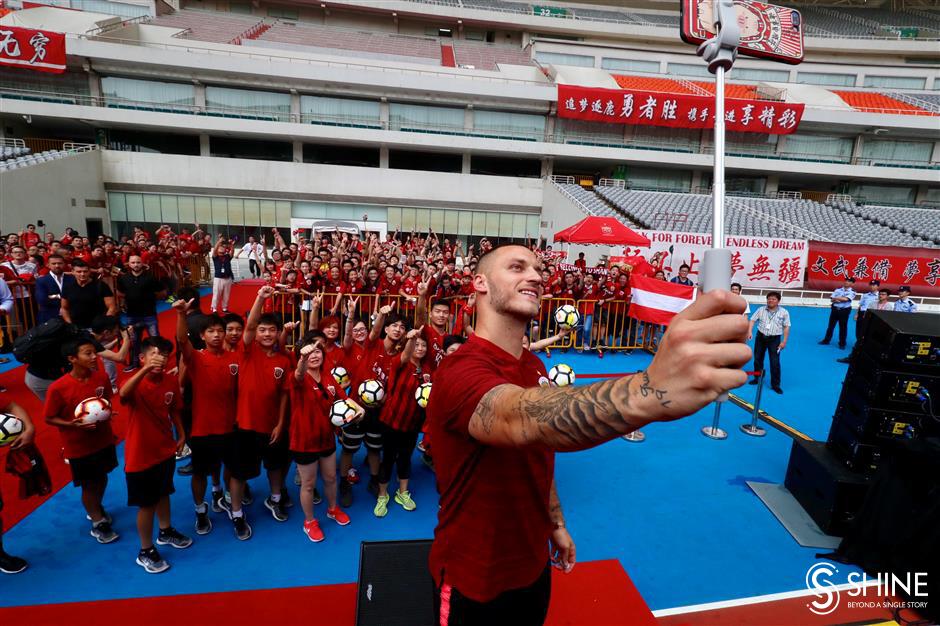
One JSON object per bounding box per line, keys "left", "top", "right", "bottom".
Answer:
{"left": 553, "top": 216, "right": 650, "bottom": 247}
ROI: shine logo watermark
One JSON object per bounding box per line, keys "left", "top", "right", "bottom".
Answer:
{"left": 805, "top": 562, "right": 929, "bottom": 616}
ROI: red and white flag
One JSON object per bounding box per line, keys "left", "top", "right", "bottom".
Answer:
{"left": 628, "top": 275, "right": 696, "bottom": 326}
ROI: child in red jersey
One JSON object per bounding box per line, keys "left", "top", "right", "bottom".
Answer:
{"left": 228, "top": 286, "right": 292, "bottom": 540}
{"left": 373, "top": 326, "right": 427, "bottom": 518}
{"left": 44, "top": 338, "right": 119, "bottom": 544}
{"left": 0, "top": 397, "right": 35, "bottom": 574}
{"left": 175, "top": 304, "right": 240, "bottom": 534}
{"left": 119, "top": 337, "right": 191, "bottom": 574}
{"left": 290, "top": 335, "right": 363, "bottom": 542}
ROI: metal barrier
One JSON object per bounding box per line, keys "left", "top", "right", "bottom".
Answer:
{"left": 3, "top": 282, "right": 37, "bottom": 343}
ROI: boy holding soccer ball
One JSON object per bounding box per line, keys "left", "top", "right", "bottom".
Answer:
{"left": 44, "top": 338, "right": 119, "bottom": 544}
{"left": 119, "top": 337, "right": 192, "bottom": 573}
{"left": 0, "top": 398, "right": 35, "bottom": 574}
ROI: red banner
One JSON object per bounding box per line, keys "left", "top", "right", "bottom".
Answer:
{"left": 806, "top": 241, "right": 940, "bottom": 297}
{"left": 557, "top": 84, "right": 804, "bottom": 135}
{"left": 0, "top": 25, "right": 66, "bottom": 74}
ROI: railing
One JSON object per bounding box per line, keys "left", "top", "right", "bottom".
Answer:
{"left": 724, "top": 196, "right": 832, "bottom": 242}
{"left": 775, "top": 191, "right": 803, "bottom": 199}
{"left": 597, "top": 178, "right": 625, "bottom": 188}
{"left": 85, "top": 14, "right": 151, "bottom": 37}
{"left": 549, "top": 174, "right": 575, "bottom": 184}
{"left": 552, "top": 180, "right": 599, "bottom": 216}
{"left": 826, "top": 193, "right": 855, "bottom": 204}
{"left": 0, "top": 137, "right": 25, "bottom": 149}
{"left": 889, "top": 91, "right": 940, "bottom": 113}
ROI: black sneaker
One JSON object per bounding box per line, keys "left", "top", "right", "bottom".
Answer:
{"left": 232, "top": 515, "right": 252, "bottom": 541}
{"left": 818, "top": 340, "right": 829, "bottom": 345}
{"left": 367, "top": 475, "right": 379, "bottom": 498}
{"left": 312, "top": 488, "right": 322, "bottom": 505}
{"left": 176, "top": 462, "right": 194, "bottom": 476}
{"left": 836, "top": 357, "right": 851, "bottom": 364}
{"left": 264, "top": 496, "right": 288, "bottom": 522}
{"left": 156, "top": 527, "right": 193, "bottom": 549}
{"left": 280, "top": 489, "right": 294, "bottom": 508}
{"left": 748, "top": 379, "right": 760, "bottom": 385}
{"left": 135, "top": 547, "right": 169, "bottom": 574}
{"left": 243, "top": 483, "right": 254, "bottom": 506}
{"left": 0, "top": 550, "right": 28, "bottom": 574}
{"left": 195, "top": 508, "right": 212, "bottom": 535}
{"left": 339, "top": 478, "right": 353, "bottom": 508}
{"left": 772, "top": 387, "right": 784, "bottom": 395}
{"left": 211, "top": 491, "right": 226, "bottom": 514}
{"left": 90, "top": 519, "right": 119, "bottom": 544}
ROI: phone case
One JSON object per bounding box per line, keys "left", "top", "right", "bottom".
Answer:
{"left": 680, "top": 0, "right": 804, "bottom": 64}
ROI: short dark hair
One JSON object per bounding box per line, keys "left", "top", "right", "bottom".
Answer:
{"left": 71, "top": 259, "right": 88, "bottom": 269}
{"left": 878, "top": 288, "right": 890, "bottom": 296}
{"left": 679, "top": 264, "right": 690, "bottom": 271}
{"left": 141, "top": 336, "right": 173, "bottom": 355}
{"left": 476, "top": 243, "right": 536, "bottom": 276}
{"left": 383, "top": 312, "right": 404, "bottom": 330}
{"left": 62, "top": 337, "right": 96, "bottom": 358}
{"left": 430, "top": 299, "right": 450, "bottom": 310}
{"left": 767, "top": 291, "right": 782, "bottom": 300}
{"left": 846, "top": 277, "right": 856, "bottom": 283}
{"left": 442, "top": 334, "right": 466, "bottom": 353}
{"left": 730, "top": 282, "right": 742, "bottom": 291}
{"left": 202, "top": 314, "right": 225, "bottom": 332}
{"left": 257, "top": 313, "right": 283, "bottom": 330}
{"left": 223, "top": 313, "right": 244, "bottom": 327}
{"left": 47, "top": 253, "right": 65, "bottom": 263}
{"left": 91, "top": 315, "right": 120, "bottom": 334}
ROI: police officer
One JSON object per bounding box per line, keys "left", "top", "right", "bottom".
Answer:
{"left": 836, "top": 279, "right": 879, "bottom": 365}
{"left": 893, "top": 285, "right": 918, "bottom": 313}
{"left": 819, "top": 277, "right": 855, "bottom": 349}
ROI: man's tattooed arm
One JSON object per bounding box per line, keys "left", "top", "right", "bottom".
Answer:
{"left": 549, "top": 479, "right": 564, "bottom": 526}
{"left": 467, "top": 371, "right": 671, "bottom": 451}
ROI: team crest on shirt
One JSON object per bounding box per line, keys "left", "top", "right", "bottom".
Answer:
{"left": 164, "top": 391, "right": 175, "bottom": 405}
{"left": 422, "top": 373, "right": 431, "bottom": 384}
{"left": 537, "top": 376, "right": 551, "bottom": 388}
{"left": 327, "top": 385, "right": 336, "bottom": 397}
{"left": 95, "top": 386, "right": 105, "bottom": 398}
{"left": 229, "top": 364, "right": 239, "bottom": 376}
{"left": 273, "top": 367, "right": 285, "bottom": 380}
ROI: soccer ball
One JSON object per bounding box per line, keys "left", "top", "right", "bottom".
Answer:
{"left": 74, "top": 397, "right": 112, "bottom": 424}
{"left": 329, "top": 399, "right": 358, "bottom": 427}
{"left": 415, "top": 382, "right": 432, "bottom": 408}
{"left": 331, "top": 366, "right": 350, "bottom": 389}
{"left": 0, "top": 414, "right": 24, "bottom": 446}
{"left": 548, "top": 364, "right": 576, "bottom": 387}
{"left": 357, "top": 379, "right": 385, "bottom": 407}
{"left": 554, "top": 304, "right": 581, "bottom": 330}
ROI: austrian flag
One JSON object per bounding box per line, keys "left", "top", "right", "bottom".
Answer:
{"left": 628, "top": 275, "right": 696, "bottom": 325}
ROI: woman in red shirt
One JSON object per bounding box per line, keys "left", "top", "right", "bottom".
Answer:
{"left": 289, "top": 336, "right": 362, "bottom": 542}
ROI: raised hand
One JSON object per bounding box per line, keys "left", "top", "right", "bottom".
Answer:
{"left": 258, "top": 285, "right": 276, "bottom": 299}
{"left": 378, "top": 301, "right": 396, "bottom": 316}
{"left": 406, "top": 325, "right": 424, "bottom": 340}
{"left": 346, "top": 296, "right": 359, "bottom": 316}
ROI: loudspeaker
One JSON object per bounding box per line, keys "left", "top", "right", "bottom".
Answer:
{"left": 856, "top": 310, "right": 939, "bottom": 370}
{"left": 784, "top": 439, "right": 870, "bottom": 536}
{"left": 356, "top": 539, "right": 435, "bottom": 626}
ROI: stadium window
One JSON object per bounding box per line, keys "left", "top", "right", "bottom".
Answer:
{"left": 439, "top": 28, "right": 453, "bottom": 38}
{"left": 0, "top": 67, "right": 89, "bottom": 95}
{"left": 624, "top": 166, "right": 692, "bottom": 192}
{"left": 209, "top": 137, "right": 292, "bottom": 162}
{"left": 229, "top": 2, "right": 252, "bottom": 14}
{"left": 105, "top": 130, "right": 199, "bottom": 156}
{"left": 534, "top": 51, "right": 594, "bottom": 67}
{"left": 847, "top": 184, "right": 916, "bottom": 205}
{"left": 101, "top": 76, "right": 195, "bottom": 110}
{"left": 469, "top": 155, "right": 541, "bottom": 178}
{"left": 796, "top": 72, "right": 856, "bottom": 87}
{"left": 465, "top": 31, "right": 485, "bottom": 41}
{"left": 782, "top": 134, "right": 853, "bottom": 162}
{"left": 667, "top": 63, "right": 712, "bottom": 79}
{"left": 863, "top": 75, "right": 927, "bottom": 90}
{"left": 600, "top": 58, "right": 659, "bottom": 74}
{"left": 300, "top": 95, "right": 381, "bottom": 128}
{"left": 267, "top": 6, "right": 298, "bottom": 20}
{"left": 178, "top": 196, "right": 196, "bottom": 226}
{"left": 732, "top": 67, "right": 790, "bottom": 82}
{"left": 303, "top": 144, "right": 380, "bottom": 167}
{"left": 205, "top": 86, "right": 291, "bottom": 121}
{"left": 388, "top": 150, "right": 462, "bottom": 173}
{"left": 473, "top": 110, "right": 545, "bottom": 141}
{"left": 388, "top": 103, "right": 465, "bottom": 134}
{"left": 861, "top": 139, "right": 932, "bottom": 165}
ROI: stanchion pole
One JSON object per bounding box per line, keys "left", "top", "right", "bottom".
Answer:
{"left": 701, "top": 400, "right": 728, "bottom": 440}
{"left": 621, "top": 429, "right": 645, "bottom": 443}
{"left": 740, "top": 370, "right": 767, "bottom": 437}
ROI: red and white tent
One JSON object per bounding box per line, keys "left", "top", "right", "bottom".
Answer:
{"left": 553, "top": 217, "right": 650, "bottom": 247}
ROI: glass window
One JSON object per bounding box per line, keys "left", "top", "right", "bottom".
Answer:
{"left": 429, "top": 209, "right": 445, "bottom": 233}
{"left": 864, "top": 75, "right": 926, "bottom": 90}
{"left": 227, "top": 198, "right": 245, "bottom": 226}
{"left": 498, "top": 212, "right": 514, "bottom": 237}
{"left": 862, "top": 139, "right": 932, "bottom": 165}
{"left": 470, "top": 212, "right": 486, "bottom": 236}
{"left": 732, "top": 67, "right": 790, "bottom": 82}
{"left": 534, "top": 51, "right": 594, "bottom": 67}
{"left": 211, "top": 198, "right": 228, "bottom": 230}
{"left": 205, "top": 86, "right": 291, "bottom": 122}
{"left": 143, "top": 194, "right": 161, "bottom": 223}
{"left": 108, "top": 192, "right": 127, "bottom": 222}
{"left": 160, "top": 195, "right": 179, "bottom": 225}
{"left": 267, "top": 6, "right": 298, "bottom": 19}
{"left": 244, "top": 199, "right": 260, "bottom": 227}
{"left": 526, "top": 215, "right": 540, "bottom": 239}
{"left": 125, "top": 194, "right": 144, "bottom": 222}
{"left": 101, "top": 76, "right": 194, "bottom": 109}
{"left": 847, "top": 184, "right": 916, "bottom": 205}
{"left": 276, "top": 201, "right": 291, "bottom": 228}
{"left": 600, "top": 58, "right": 659, "bottom": 73}
{"left": 443, "top": 210, "right": 459, "bottom": 235}
{"left": 474, "top": 110, "right": 545, "bottom": 140}
{"left": 485, "top": 212, "right": 500, "bottom": 236}
{"left": 300, "top": 95, "right": 381, "bottom": 128}
{"left": 414, "top": 208, "right": 430, "bottom": 231}
{"left": 797, "top": 72, "right": 856, "bottom": 87}
{"left": 782, "top": 134, "right": 853, "bottom": 162}
{"left": 512, "top": 213, "right": 528, "bottom": 238}
{"left": 401, "top": 208, "right": 416, "bottom": 232}
{"left": 387, "top": 208, "right": 402, "bottom": 229}
{"left": 195, "top": 197, "right": 212, "bottom": 226}
{"left": 668, "top": 63, "right": 712, "bottom": 79}
{"left": 178, "top": 196, "right": 195, "bottom": 225}
{"left": 260, "top": 200, "right": 276, "bottom": 227}
{"left": 389, "top": 103, "right": 465, "bottom": 133}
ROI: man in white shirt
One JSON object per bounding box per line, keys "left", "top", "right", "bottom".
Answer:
{"left": 747, "top": 291, "right": 790, "bottom": 394}
{"left": 235, "top": 236, "right": 265, "bottom": 278}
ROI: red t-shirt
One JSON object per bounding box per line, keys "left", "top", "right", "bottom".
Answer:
{"left": 380, "top": 359, "right": 428, "bottom": 432}
{"left": 123, "top": 373, "right": 181, "bottom": 473}
{"left": 422, "top": 325, "right": 446, "bottom": 368}
{"left": 579, "top": 283, "right": 601, "bottom": 316}
{"left": 236, "top": 342, "right": 291, "bottom": 435}
{"left": 322, "top": 343, "right": 346, "bottom": 377}
{"left": 189, "top": 349, "right": 239, "bottom": 437}
{"left": 288, "top": 371, "right": 346, "bottom": 454}
{"left": 427, "top": 334, "right": 553, "bottom": 602}
{"left": 22, "top": 232, "right": 40, "bottom": 248}
{"left": 343, "top": 343, "right": 367, "bottom": 383}
{"left": 356, "top": 337, "right": 399, "bottom": 389}
{"left": 44, "top": 370, "right": 116, "bottom": 459}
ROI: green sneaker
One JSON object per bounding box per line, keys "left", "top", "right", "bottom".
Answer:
{"left": 394, "top": 490, "right": 416, "bottom": 512}
{"left": 373, "top": 494, "right": 389, "bottom": 518}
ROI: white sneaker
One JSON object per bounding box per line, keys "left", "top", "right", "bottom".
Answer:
{"left": 175, "top": 444, "right": 192, "bottom": 460}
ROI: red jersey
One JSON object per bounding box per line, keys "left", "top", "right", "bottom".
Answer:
{"left": 322, "top": 343, "right": 346, "bottom": 377}
{"left": 22, "top": 232, "right": 40, "bottom": 248}
{"left": 401, "top": 278, "right": 418, "bottom": 299}
{"left": 427, "top": 334, "right": 553, "bottom": 602}
{"left": 44, "top": 370, "right": 116, "bottom": 459}
{"left": 553, "top": 283, "right": 580, "bottom": 301}
{"left": 288, "top": 371, "right": 346, "bottom": 454}
{"left": 379, "top": 359, "right": 428, "bottom": 432}
{"left": 236, "top": 342, "right": 291, "bottom": 434}
{"left": 422, "top": 325, "right": 446, "bottom": 368}
{"left": 123, "top": 373, "right": 181, "bottom": 472}
{"left": 343, "top": 343, "right": 367, "bottom": 382}
{"left": 578, "top": 283, "right": 601, "bottom": 316}
{"left": 356, "top": 337, "right": 399, "bottom": 388}
{"left": 188, "top": 349, "right": 239, "bottom": 437}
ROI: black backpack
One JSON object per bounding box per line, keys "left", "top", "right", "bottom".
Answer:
{"left": 12, "top": 318, "right": 80, "bottom": 364}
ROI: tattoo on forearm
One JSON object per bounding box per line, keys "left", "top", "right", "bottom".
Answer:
{"left": 549, "top": 482, "right": 564, "bottom": 523}
{"left": 638, "top": 371, "right": 671, "bottom": 408}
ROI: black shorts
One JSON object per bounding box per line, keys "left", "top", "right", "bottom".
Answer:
{"left": 340, "top": 410, "right": 383, "bottom": 453}
{"left": 291, "top": 447, "right": 335, "bottom": 466}
{"left": 594, "top": 308, "right": 608, "bottom": 325}
{"left": 189, "top": 433, "right": 236, "bottom": 476}
{"left": 69, "top": 444, "right": 118, "bottom": 487}
{"left": 229, "top": 429, "right": 290, "bottom": 481}
{"left": 434, "top": 563, "right": 551, "bottom": 626}
{"left": 126, "top": 456, "right": 176, "bottom": 508}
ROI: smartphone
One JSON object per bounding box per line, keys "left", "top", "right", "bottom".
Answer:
{"left": 680, "top": 0, "right": 804, "bottom": 65}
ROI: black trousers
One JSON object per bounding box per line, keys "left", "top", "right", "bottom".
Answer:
{"left": 248, "top": 259, "right": 261, "bottom": 278}
{"left": 378, "top": 426, "right": 419, "bottom": 484}
{"left": 823, "top": 306, "right": 851, "bottom": 347}
{"left": 434, "top": 564, "right": 552, "bottom": 626}
{"left": 753, "top": 332, "right": 782, "bottom": 389}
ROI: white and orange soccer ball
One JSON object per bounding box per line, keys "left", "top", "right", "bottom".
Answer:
{"left": 0, "top": 414, "right": 24, "bottom": 446}
{"left": 330, "top": 366, "right": 350, "bottom": 389}
{"left": 357, "top": 379, "right": 385, "bottom": 407}
{"left": 329, "top": 399, "right": 358, "bottom": 427}
{"left": 554, "top": 304, "right": 580, "bottom": 330}
{"left": 74, "top": 397, "right": 112, "bottom": 425}
{"left": 415, "top": 382, "right": 432, "bottom": 408}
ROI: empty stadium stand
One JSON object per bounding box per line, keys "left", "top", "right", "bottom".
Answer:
{"left": 0, "top": 148, "right": 86, "bottom": 171}
{"left": 556, "top": 182, "right": 641, "bottom": 227}
{"left": 612, "top": 75, "right": 760, "bottom": 100}
{"left": 148, "top": 9, "right": 265, "bottom": 43}
{"left": 256, "top": 21, "right": 441, "bottom": 63}
{"left": 830, "top": 200, "right": 940, "bottom": 245}
{"left": 451, "top": 39, "right": 533, "bottom": 69}
{"left": 832, "top": 91, "right": 936, "bottom": 116}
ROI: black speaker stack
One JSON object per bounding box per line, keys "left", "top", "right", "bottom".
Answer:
{"left": 785, "top": 310, "right": 940, "bottom": 536}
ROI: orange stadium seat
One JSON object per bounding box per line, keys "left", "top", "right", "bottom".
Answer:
{"left": 832, "top": 91, "right": 937, "bottom": 116}
{"left": 612, "top": 75, "right": 695, "bottom": 93}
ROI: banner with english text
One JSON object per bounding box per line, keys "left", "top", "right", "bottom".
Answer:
{"left": 623, "top": 231, "right": 808, "bottom": 289}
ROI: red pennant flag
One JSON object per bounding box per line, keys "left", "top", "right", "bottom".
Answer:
{"left": 628, "top": 275, "right": 696, "bottom": 326}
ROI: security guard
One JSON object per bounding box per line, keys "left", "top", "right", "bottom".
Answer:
{"left": 819, "top": 277, "right": 855, "bottom": 349}
{"left": 894, "top": 285, "right": 918, "bottom": 313}
{"left": 837, "top": 279, "right": 880, "bottom": 365}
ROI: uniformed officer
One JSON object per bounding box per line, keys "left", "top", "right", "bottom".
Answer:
{"left": 893, "top": 285, "right": 918, "bottom": 313}
{"left": 855, "top": 279, "right": 880, "bottom": 342}
{"left": 819, "top": 277, "right": 855, "bottom": 349}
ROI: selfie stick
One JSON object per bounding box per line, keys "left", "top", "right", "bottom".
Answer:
{"left": 697, "top": 0, "right": 739, "bottom": 435}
